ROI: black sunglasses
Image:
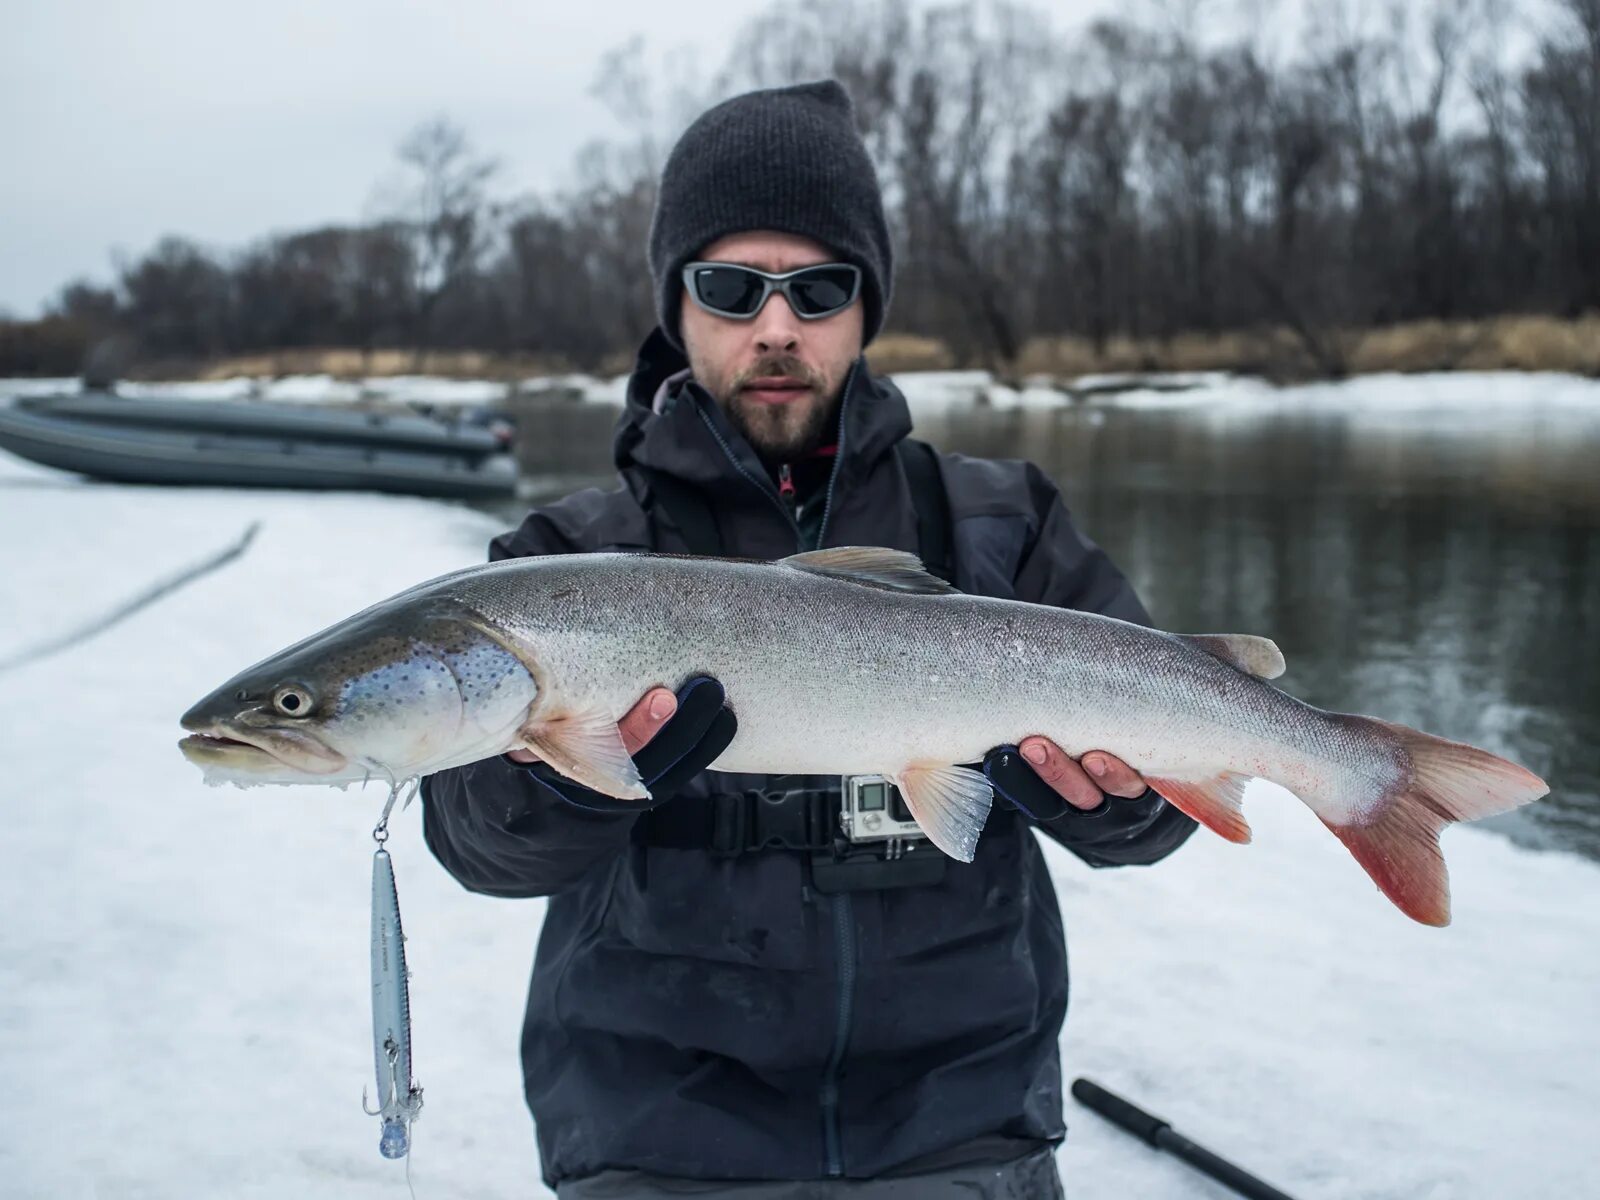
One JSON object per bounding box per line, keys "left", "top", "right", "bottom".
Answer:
{"left": 681, "top": 261, "right": 862, "bottom": 321}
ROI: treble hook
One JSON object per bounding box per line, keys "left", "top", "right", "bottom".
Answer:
{"left": 362, "top": 1036, "right": 421, "bottom": 1159}
{"left": 372, "top": 777, "right": 420, "bottom": 845}
{"left": 362, "top": 1036, "right": 401, "bottom": 1116}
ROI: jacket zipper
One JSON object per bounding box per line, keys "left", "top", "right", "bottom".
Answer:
{"left": 690, "top": 363, "right": 859, "bottom": 550}
{"left": 692, "top": 402, "right": 801, "bottom": 539}
{"left": 694, "top": 371, "right": 862, "bottom": 1173}
{"left": 798, "top": 362, "right": 861, "bottom": 1173}
{"left": 820, "top": 891, "right": 857, "bottom": 1176}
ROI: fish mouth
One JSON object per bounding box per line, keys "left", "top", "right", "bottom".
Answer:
{"left": 178, "top": 724, "right": 349, "bottom": 780}
{"left": 179, "top": 732, "right": 281, "bottom": 772}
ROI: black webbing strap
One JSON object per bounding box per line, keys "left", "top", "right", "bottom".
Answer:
{"left": 895, "top": 438, "right": 954, "bottom": 583}
{"left": 637, "top": 788, "right": 838, "bottom": 856}
{"left": 643, "top": 470, "right": 723, "bottom": 556}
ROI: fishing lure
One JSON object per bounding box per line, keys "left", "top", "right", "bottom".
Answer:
{"left": 363, "top": 782, "right": 423, "bottom": 1158}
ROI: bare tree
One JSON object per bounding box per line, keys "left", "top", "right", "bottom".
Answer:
{"left": 1523, "top": 0, "right": 1600, "bottom": 311}
{"left": 116, "top": 237, "right": 232, "bottom": 358}
{"left": 387, "top": 116, "right": 500, "bottom": 362}
{"left": 13, "top": 0, "right": 1600, "bottom": 382}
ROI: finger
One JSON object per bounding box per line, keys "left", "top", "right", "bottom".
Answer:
{"left": 1019, "top": 736, "right": 1105, "bottom": 811}
{"left": 632, "top": 677, "right": 728, "bottom": 783}
{"left": 505, "top": 747, "right": 541, "bottom": 764}
{"left": 645, "top": 707, "right": 738, "bottom": 798}
{"left": 1080, "top": 751, "right": 1148, "bottom": 799}
{"left": 984, "top": 748, "right": 1071, "bottom": 822}
{"left": 617, "top": 687, "right": 677, "bottom": 756}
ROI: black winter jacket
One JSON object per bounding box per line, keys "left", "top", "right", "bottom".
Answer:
{"left": 422, "top": 330, "right": 1196, "bottom": 1187}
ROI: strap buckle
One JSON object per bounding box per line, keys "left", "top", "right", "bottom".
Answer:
{"left": 709, "top": 789, "right": 835, "bottom": 856}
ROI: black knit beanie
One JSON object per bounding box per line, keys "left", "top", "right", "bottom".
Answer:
{"left": 648, "top": 80, "right": 894, "bottom": 350}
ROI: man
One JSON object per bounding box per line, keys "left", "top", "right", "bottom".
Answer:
{"left": 423, "top": 81, "right": 1195, "bottom": 1198}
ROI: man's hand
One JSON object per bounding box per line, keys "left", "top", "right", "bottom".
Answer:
{"left": 506, "top": 687, "right": 679, "bottom": 764}
{"left": 1015, "top": 737, "right": 1147, "bottom": 811}
{"left": 981, "top": 737, "right": 1152, "bottom": 824}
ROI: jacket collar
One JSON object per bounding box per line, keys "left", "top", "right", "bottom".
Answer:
{"left": 614, "top": 327, "right": 913, "bottom": 497}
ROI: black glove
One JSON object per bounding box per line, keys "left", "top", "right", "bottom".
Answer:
{"left": 509, "top": 676, "right": 736, "bottom": 814}
{"left": 982, "top": 743, "right": 1167, "bottom": 840}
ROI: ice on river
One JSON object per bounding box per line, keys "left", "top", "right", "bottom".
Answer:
{"left": 0, "top": 444, "right": 1596, "bottom": 1199}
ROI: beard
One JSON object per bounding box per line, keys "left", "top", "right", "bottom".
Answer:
{"left": 708, "top": 354, "right": 841, "bottom": 463}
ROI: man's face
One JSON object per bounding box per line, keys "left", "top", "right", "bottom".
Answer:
{"left": 680, "top": 230, "right": 864, "bottom": 464}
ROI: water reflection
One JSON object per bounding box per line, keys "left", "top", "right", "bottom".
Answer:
{"left": 490, "top": 380, "right": 1600, "bottom": 861}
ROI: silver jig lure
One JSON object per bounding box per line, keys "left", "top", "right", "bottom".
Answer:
{"left": 364, "top": 781, "right": 423, "bottom": 1158}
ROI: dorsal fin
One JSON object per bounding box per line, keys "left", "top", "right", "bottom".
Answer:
{"left": 1178, "top": 633, "right": 1286, "bottom": 679}
{"left": 781, "top": 546, "right": 958, "bottom": 595}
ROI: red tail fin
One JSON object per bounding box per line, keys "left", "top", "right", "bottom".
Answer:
{"left": 1325, "top": 719, "right": 1547, "bottom": 926}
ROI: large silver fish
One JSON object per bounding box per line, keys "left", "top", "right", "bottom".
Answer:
{"left": 179, "top": 547, "right": 1547, "bottom": 925}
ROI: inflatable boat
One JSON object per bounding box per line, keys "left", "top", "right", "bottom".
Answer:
{"left": 0, "top": 391, "right": 518, "bottom": 499}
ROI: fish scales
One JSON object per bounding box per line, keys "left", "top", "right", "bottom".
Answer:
{"left": 457, "top": 553, "right": 1389, "bottom": 810}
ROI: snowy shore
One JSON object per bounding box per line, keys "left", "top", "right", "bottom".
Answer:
{"left": 1, "top": 447, "right": 1596, "bottom": 1199}
{"left": 9, "top": 364, "right": 1600, "bottom": 417}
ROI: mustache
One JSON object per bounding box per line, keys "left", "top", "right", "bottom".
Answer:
{"left": 730, "top": 356, "right": 826, "bottom": 392}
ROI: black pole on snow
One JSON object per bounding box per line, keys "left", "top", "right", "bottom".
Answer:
{"left": 1071, "top": 1078, "right": 1301, "bottom": 1200}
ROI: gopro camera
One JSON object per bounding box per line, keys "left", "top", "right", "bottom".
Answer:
{"left": 811, "top": 775, "right": 944, "bottom": 893}
{"left": 839, "top": 775, "right": 925, "bottom": 846}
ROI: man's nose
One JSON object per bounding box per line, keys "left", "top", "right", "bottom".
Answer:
{"left": 750, "top": 290, "right": 803, "bottom": 354}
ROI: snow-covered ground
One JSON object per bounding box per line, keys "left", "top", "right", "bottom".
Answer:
{"left": 8, "top": 365, "right": 1599, "bottom": 420}
{"left": 887, "top": 367, "right": 1600, "bottom": 417}
{"left": 1, "top": 445, "right": 1596, "bottom": 1199}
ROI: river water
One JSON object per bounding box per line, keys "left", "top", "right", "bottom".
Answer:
{"left": 490, "top": 372, "right": 1600, "bottom": 861}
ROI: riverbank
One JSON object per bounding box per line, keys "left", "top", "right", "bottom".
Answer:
{"left": 4, "top": 313, "right": 1598, "bottom": 388}
{"left": 0, "top": 444, "right": 1596, "bottom": 1198}
{"left": 7, "top": 355, "right": 1600, "bottom": 420}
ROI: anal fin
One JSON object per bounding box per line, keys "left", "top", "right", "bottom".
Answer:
{"left": 519, "top": 706, "right": 648, "bottom": 800}
{"left": 894, "top": 764, "right": 993, "bottom": 862}
{"left": 1144, "top": 771, "right": 1254, "bottom": 843}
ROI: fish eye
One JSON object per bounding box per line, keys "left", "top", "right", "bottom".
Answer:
{"left": 272, "top": 686, "right": 314, "bottom": 717}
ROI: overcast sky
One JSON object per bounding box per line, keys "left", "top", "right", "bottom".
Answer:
{"left": 1, "top": 0, "right": 766, "bottom": 316}
{"left": 4, "top": 0, "right": 1397, "bottom": 318}
{"left": 3, "top": 0, "right": 1185, "bottom": 318}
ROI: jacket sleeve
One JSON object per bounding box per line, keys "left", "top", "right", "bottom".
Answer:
{"left": 1010, "top": 463, "right": 1198, "bottom": 868}
{"left": 421, "top": 762, "right": 636, "bottom": 899}
{"left": 420, "top": 501, "right": 641, "bottom": 899}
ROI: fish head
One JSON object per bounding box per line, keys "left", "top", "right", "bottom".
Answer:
{"left": 179, "top": 599, "right": 538, "bottom": 787}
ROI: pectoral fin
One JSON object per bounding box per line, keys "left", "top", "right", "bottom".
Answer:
{"left": 894, "top": 764, "right": 993, "bottom": 862}
{"left": 519, "top": 707, "right": 648, "bottom": 800}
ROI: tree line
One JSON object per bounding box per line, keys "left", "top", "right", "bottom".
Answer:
{"left": 5, "top": 0, "right": 1598, "bottom": 379}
